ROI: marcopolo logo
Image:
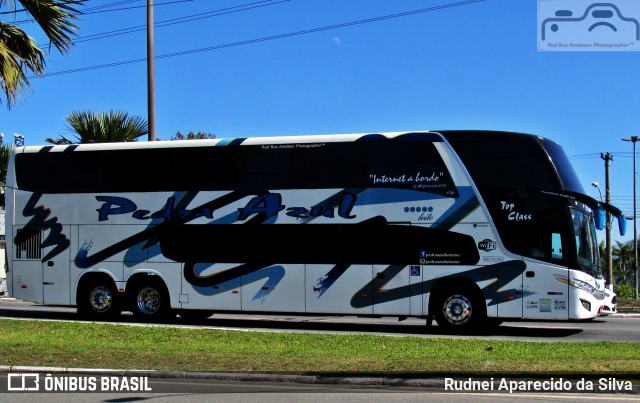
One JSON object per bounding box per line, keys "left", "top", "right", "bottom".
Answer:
{"left": 538, "top": 1, "right": 640, "bottom": 51}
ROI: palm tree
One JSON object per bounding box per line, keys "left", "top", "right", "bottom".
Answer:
{"left": 613, "top": 240, "right": 633, "bottom": 287}
{"left": 46, "top": 110, "right": 148, "bottom": 144}
{"left": 0, "top": 0, "right": 83, "bottom": 108}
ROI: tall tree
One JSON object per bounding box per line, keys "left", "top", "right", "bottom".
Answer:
{"left": 613, "top": 240, "right": 633, "bottom": 287}
{"left": 0, "top": 0, "right": 83, "bottom": 108}
{"left": 45, "top": 110, "right": 148, "bottom": 144}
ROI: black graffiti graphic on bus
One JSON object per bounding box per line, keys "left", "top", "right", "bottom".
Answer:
{"left": 159, "top": 215, "right": 482, "bottom": 293}
{"left": 181, "top": 259, "right": 526, "bottom": 308}
{"left": 349, "top": 261, "right": 527, "bottom": 308}
{"left": 15, "top": 193, "right": 70, "bottom": 262}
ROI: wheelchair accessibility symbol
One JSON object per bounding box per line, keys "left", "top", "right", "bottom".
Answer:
{"left": 410, "top": 265, "right": 421, "bottom": 277}
{"left": 538, "top": 1, "right": 640, "bottom": 51}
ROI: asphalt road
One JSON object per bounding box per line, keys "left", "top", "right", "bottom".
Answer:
{"left": 1, "top": 298, "right": 639, "bottom": 342}
{"left": 1, "top": 298, "right": 639, "bottom": 401}
{"left": 1, "top": 373, "right": 638, "bottom": 403}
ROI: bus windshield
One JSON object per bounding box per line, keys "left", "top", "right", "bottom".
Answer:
{"left": 573, "top": 208, "right": 601, "bottom": 278}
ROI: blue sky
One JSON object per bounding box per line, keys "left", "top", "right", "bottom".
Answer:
{"left": 1, "top": 0, "right": 639, "bottom": 245}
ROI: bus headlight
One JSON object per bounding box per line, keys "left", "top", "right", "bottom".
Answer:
{"left": 554, "top": 275, "right": 605, "bottom": 300}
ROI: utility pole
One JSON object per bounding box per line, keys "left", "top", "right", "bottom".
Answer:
{"left": 622, "top": 136, "right": 639, "bottom": 299}
{"left": 601, "top": 152, "right": 614, "bottom": 287}
{"left": 147, "top": 0, "right": 156, "bottom": 141}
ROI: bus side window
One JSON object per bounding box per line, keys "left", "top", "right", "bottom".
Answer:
{"left": 551, "top": 232, "right": 563, "bottom": 260}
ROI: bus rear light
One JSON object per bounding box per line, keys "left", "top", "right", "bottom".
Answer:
{"left": 20, "top": 285, "right": 27, "bottom": 289}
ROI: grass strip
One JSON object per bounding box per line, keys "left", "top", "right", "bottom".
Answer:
{"left": 0, "top": 319, "right": 639, "bottom": 375}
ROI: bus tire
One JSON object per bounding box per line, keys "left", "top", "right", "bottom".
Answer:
{"left": 77, "top": 277, "right": 122, "bottom": 320}
{"left": 433, "top": 285, "right": 486, "bottom": 332}
{"left": 128, "top": 277, "right": 171, "bottom": 322}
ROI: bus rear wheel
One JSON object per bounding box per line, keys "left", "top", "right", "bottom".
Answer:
{"left": 77, "top": 278, "right": 122, "bottom": 320}
{"left": 433, "top": 286, "right": 485, "bottom": 332}
{"left": 128, "top": 278, "right": 171, "bottom": 322}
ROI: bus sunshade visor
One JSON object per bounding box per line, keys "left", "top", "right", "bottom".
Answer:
{"left": 600, "top": 202, "right": 627, "bottom": 237}
{"left": 539, "top": 189, "right": 626, "bottom": 236}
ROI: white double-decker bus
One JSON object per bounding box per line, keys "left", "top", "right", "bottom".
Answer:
{"left": 4, "top": 130, "right": 626, "bottom": 331}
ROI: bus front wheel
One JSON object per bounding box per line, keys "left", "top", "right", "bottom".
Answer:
{"left": 433, "top": 286, "right": 486, "bottom": 332}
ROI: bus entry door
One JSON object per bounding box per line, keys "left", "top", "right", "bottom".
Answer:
{"left": 522, "top": 261, "right": 569, "bottom": 320}
{"left": 43, "top": 225, "right": 71, "bottom": 305}
{"left": 372, "top": 264, "right": 417, "bottom": 316}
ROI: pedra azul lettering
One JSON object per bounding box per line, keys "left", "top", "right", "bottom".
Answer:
{"left": 96, "top": 193, "right": 357, "bottom": 222}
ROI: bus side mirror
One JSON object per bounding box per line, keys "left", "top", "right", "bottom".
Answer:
{"left": 594, "top": 208, "right": 605, "bottom": 231}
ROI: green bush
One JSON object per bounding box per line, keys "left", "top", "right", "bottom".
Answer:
{"left": 615, "top": 284, "right": 635, "bottom": 299}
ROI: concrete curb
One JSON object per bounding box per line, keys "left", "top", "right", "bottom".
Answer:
{"left": 607, "top": 313, "right": 640, "bottom": 318}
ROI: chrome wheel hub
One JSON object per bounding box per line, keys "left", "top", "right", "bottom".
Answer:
{"left": 89, "top": 286, "right": 113, "bottom": 312}
{"left": 136, "top": 287, "right": 161, "bottom": 315}
{"left": 443, "top": 294, "right": 472, "bottom": 325}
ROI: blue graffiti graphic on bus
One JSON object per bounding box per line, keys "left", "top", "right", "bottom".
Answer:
{"left": 190, "top": 263, "right": 285, "bottom": 303}
{"left": 122, "top": 191, "right": 200, "bottom": 265}
{"left": 15, "top": 193, "right": 70, "bottom": 262}
{"left": 75, "top": 190, "right": 253, "bottom": 268}
{"left": 75, "top": 190, "right": 362, "bottom": 269}
{"left": 314, "top": 264, "right": 350, "bottom": 297}
{"left": 96, "top": 195, "right": 215, "bottom": 222}
{"left": 96, "top": 192, "right": 357, "bottom": 223}
{"left": 237, "top": 193, "right": 356, "bottom": 220}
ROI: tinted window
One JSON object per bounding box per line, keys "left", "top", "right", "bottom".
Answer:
{"left": 15, "top": 133, "right": 458, "bottom": 196}
{"left": 439, "top": 130, "right": 562, "bottom": 190}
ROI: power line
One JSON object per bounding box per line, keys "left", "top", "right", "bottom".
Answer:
{"left": 3, "top": 0, "right": 196, "bottom": 22}
{"left": 82, "top": 0, "right": 196, "bottom": 15}
{"left": 569, "top": 152, "right": 633, "bottom": 160}
{"left": 73, "top": 0, "right": 290, "bottom": 44}
{"left": 36, "top": 0, "right": 484, "bottom": 78}
{"left": 83, "top": 0, "right": 144, "bottom": 13}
